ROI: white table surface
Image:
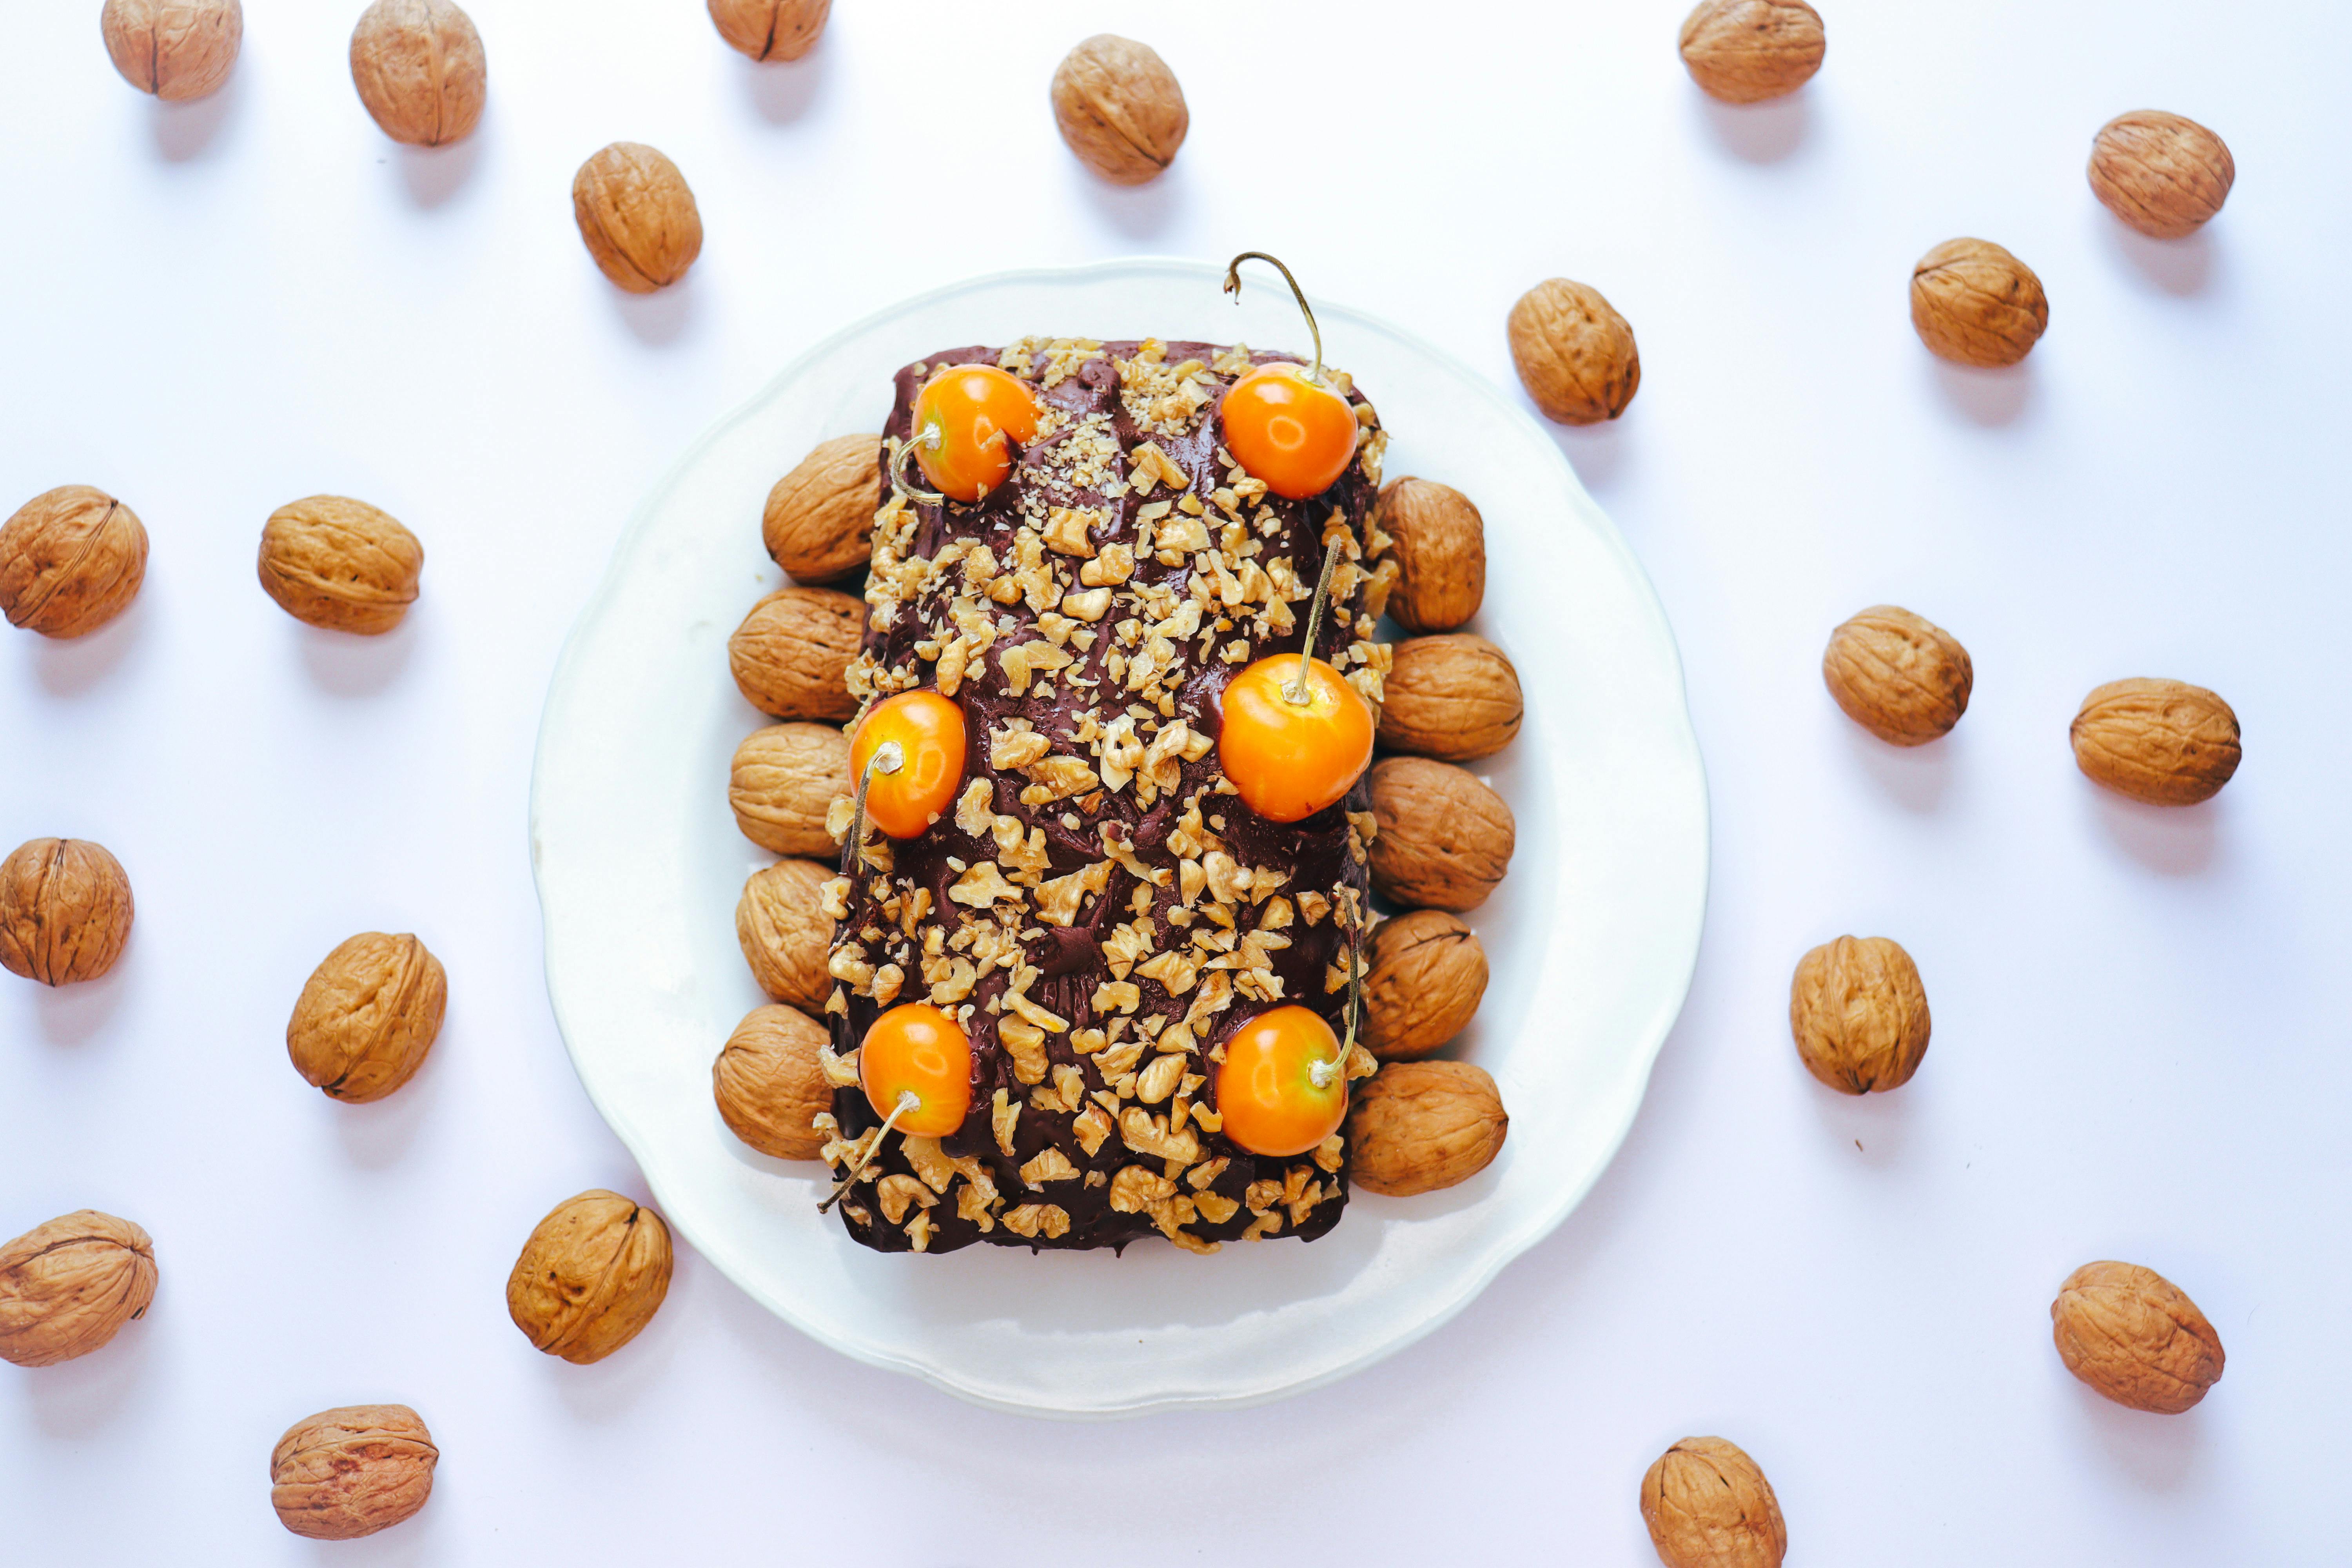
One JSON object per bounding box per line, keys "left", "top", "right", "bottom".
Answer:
{"left": 5, "top": 0, "right": 2346, "bottom": 1560}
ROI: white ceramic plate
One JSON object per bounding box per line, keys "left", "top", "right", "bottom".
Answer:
{"left": 531, "top": 258, "right": 1708, "bottom": 1419}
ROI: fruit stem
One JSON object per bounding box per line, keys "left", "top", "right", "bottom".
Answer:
{"left": 817, "top": 1090, "right": 919, "bottom": 1214}
{"left": 838, "top": 739, "right": 906, "bottom": 880}
{"left": 888, "top": 426, "right": 946, "bottom": 506}
{"left": 1308, "top": 893, "right": 1365, "bottom": 1091}
{"left": 1284, "top": 517, "right": 1347, "bottom": 705}
{"left": 1223, "top": 251, "right": 1325, "bottom": 385}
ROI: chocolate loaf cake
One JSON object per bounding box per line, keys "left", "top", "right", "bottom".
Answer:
{"left": 814, "top": 337, "right": 1398, "bottom": 1253}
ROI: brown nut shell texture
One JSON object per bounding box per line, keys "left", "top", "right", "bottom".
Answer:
{"left": 2071, "top": 678, "right": 2239, "bottom": 805}
{"left": 1641, "top": 1436, "right": 1789, "bottom": 1568}
{"left": 1822, "top": 605, "right": 1973, "bottom": 745}
{"left": 349, "top": 0, "right": 485, "bottom": 147}
{"left": 1911, "top": 238, "right": 2047, "bottom": 368}
{"left": 1051, "top": 35, "right": 1189, "bottom": 186}
{"left": 1380, "top": 634, "right": 1524, "bottom": 763}
{"left": 708, "top": 0, "right": 831, "bottom": 62}
{"left": 1363, "top": 911, "right": 1489, "bottom": 1062}
{"left": 102, "top": 0, "right": 242, "bottom": 101}
{"left": 0, "top": 837, "right": 135, "bottom": 987}
{"left": 765, "top": 435, "right": 882, "bottom": 583}
{"left": 729, "top": 586, "right": 863, "bottom": 722}
{"left": 2089, "top": 112, "right": 2234, "bottom": 240}
{"left": 1789, "top": 935, "right": 1929, "bottom": 1094}
{"left": 1678, "top": 0, "right": 1824, "bottom": 104}
{"left": 730, "top": 722, "right": 850, "bottom": 857}
{"left": 0, "top": 1210, "right": 158, "bottom": 1368}
{"left": 714, "top": 1003, "right": 833, "bottom": 1160}
{"left": 506, "top": 1191, "right": 674, "bottom": 1364}
{"left": 2051, "top": 1260, "right": 2225, "bottom": 1414}
{"left": 287, "top": 933, "right": 448, "bottom": 1103}
{"left": 1375, "top": 477, "right": 1486, "bottom": 635}
{"left": 1368, "top": 756, "right": 1516, "bottom": 913}
{"left": 736, "top": 857, "right": 836, "bottom": 1011}
{"left": 574, "top": 142, "right": 704, "bottom": 294}
{"left": 1346, "top": 1060, "right": 1508, "bottom": 1196}
{"left": 1509, "top": 278, "right": 1640, "bottom": 426}
{"left": 259, "top": 495, "right": 423, "bottom": 635}
{"left": 1, "top": 485, "right": 149, "bottom": 639}
{"left": 270, "top": 1404, "right": 437, "bottom": 1541}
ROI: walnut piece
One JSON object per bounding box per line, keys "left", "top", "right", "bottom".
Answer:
{"left": 349, "top": 0, "right": 485, "bottom": 147}
{"left": 269, "top": 1404, "right": 437, "bottom": 1541}
{"left": 1050, "top": 35, "right": 1188, "bottom": 186}
{"left": 2051, "top": 1260, "right": 2225, "bottom": 1414}
{"left": 0, "top": 1210, "right": 157, "bottom": 1368}
{"left": 1363, "top": 911, "right": 1488, "bottom": 1062}
{"left": 708, "top": 0, "right": 830, "bottom": 61}
{"left": 0, "top": 837, "right": 134, "bottom": 987}
{"left": 1789, "top": 935, "right": 1928, "bottom": 1093}
{"left": 1, "top": 485, "right": 149, "bottom": 639}
{"left": 2089, "top": 111, "right": 2234, "bottom": 240}
{"left": 505, "top": 1191, "right": 673, "bottom": 1363}
{"left": 287, "top": 932, "right": 448, "bottom": 1102}
{"left": 764, "top": 435, "right": 883, "bottom": 583}
{"left": 258, "top": 495, "right": 423, "bottom": 635}
{"left": 573, "top": 142, "right": 703, "bottom": 294}
{"left": 1368, "top": 756, "right": 1515, "bottom": 912}
{"left": 1641, "top": 1436, "right": 1788, "bottom": 1568}
{"left": 1379, "top": 634, "right": 1523, "bottom": 762}
{"left": 1911, "top": 238, "right": 2047, "bottom": 368}
{"left": 730, "top": 585, "right": 862, "bottom": 721}
{"left": 102, "top": 0, "right": 241, "bottom": 101}
{"left": 1346, "top": 1060, "right": 1507, "bottom": 1196}
{"left": 736, "top": 857, "right": 835, "bottom": 1010}
{"left": 1821, "top": 605, "right": 1971, "bottom": 745}
{"left": 714, "top": 1003, "right": 831, "bottom": 1160}
{"left": 1677, "top": 0, "right": 1824, "bottom": 104}
{"left": 1374, "top": 477, "right": 1485, "bottom": 635}
{"left": 2071, "top": 678, "right": 2239, "bottom": 805}
{"left": 1508, "top": 278, "right": 1640, "bottom": 426}
{"left": 730, "top": 722, "right": 849, "bottom": 855}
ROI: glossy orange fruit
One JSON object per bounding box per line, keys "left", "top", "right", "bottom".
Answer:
{"left": 859, "top": 1004, "right": 973, "bottom": 1138}
{"left": 851, "top": 690, "right": 967, "bottom": 838}
{"left": 910, "top": 363, "right": 1040, "bottom": 502}
{"left": 1216, "top": 654, "right": 1374, "bottom": 822}
{"left": 1216, "top": 1005, "right": 1352, "bottom": 1158}
{"left": 1220, "top": 361, "right": 1357, "bottom": 500}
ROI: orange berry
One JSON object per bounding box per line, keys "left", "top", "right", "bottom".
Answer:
{"left": 859, "top": 1003, "right": 972, "bottom": 1138}
{"left": 1216, "top": 1005, "right": 1351, "bottom": 1158}
{"left": 1217, "top": 654, "right": 1374, "bottom": 822}
{"left": 851, "top": 690, "right": 967, "bottom": 838}
{"left": 1220, "top": 362, "right": 1357, "bottom": 500}
{"left": 911, "top": 363, "right": 1040, "bottom": 502}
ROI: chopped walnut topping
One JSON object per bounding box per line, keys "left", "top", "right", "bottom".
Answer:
{"left": 999, "top": 1017, "right": 1051, "bottom": 1084}
{"left": 1109, "top": 1165, "right": 1178, "bottom": 1212}
{"left": 817, "top": 1045, "right": 861, "bottom": 1089}
{"left": 1135, "top": 1053, "right": 1187, "bottom": 1105}
{"left": 1194, "top": 1192, "right": 1240, "bottom": 1225}
{"left": 948, "top": 861, "right": 1021, "bottom": 908}
{"left": 1073, "top": 1103, "right": 1114, "bottom": 1156}
{"left": 1033, "top": 860, "right": 1112, "bottom": 926}
{"left": 877, "top": 1173, "right": 935, "bottom": 1226}
{"left": 1020, "top": 1147, "right": 1080, "bottom": 1187}
{"left": 1118, "top": 1107, "right": 1202, "bottom": 1164}
{"left": 1000, "top": 1203, "right": 1071, "bottom": 1240}
{"left": 991, "top": 1087, "right": 1020, "bottom": 1157}
{"left": 991, "top": 726, "right": 1053, "bottom": 770}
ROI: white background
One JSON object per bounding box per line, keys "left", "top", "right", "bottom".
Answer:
{"left": 4, "top": 0, "right": 2346, "bottom": 1561}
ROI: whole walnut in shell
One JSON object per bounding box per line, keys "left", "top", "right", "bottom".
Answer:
{"left": 1, "top": 486, "right": 148, "bottom": 639}
{"left": 2051, "top": 1260, "right": 2224, "bottom": 1414}
{"left": 1822, "top": 605, "right": 1972, "bottom": 745}
{"left": 736, "top": 857, "right": 836, "bottom": 1010}
{"left": 1050, "top": 35, "right": 1188, "bottom": 186}
{"left": 506, "top": 1191, "right": 673, "bottom": 1363}
{"left": 270, "top": 1404, "right": 437, "bottom": 1540}
{"left": 1374, "top": 477, "right": 1485, "bottom": 635}
{"left": 1641, "top": 1436, "right": 1788, "bottom": 1568}
{"left": 258, "top": 495, "right": 423, "bottom": 635}
{"left": 708, "top": 0, "right": 830, "bottom": 61}
{"left": 2089, "top": 112, "right": 2233, "bottom": 240}
{"left": 1789, "top": 935, "right": 1929, "bottom": 1093}
{"left": 765, "top": 435, "right": 883, "bottom": 583}
{"left": 2071, "top": 678, "right": 2239, "bottom": 805}
{"left": 730, "top": 722, "right": 850, "bottom": 856}
{"left": 1508, "top": 278, "right": 1640, "bottom": 426}
{"left": 0, "top": 1210, "right": 157, "bottom": 1368}
{"left": 1380, "top": 635, "right": 1523, "bottom": 762}
{"left": 102, "top": 0, "right": 242, "bottom": 101}
{"left": 573, "top": 142, "right": 703, "bottom": 294}
{"left": 714, "top": 1003, "right": 832, "bottom": 1159}
{"left": 1367, "top": 756, "right": 1516, "bottom": 913}
{"left": 349, "top": 0, "right": 485, "bottom": 147}
{"left": 0, "top": 838, "right": 134, "bottom": 987}
{"left": 1911, "top": 239, "right": 2047, "bottom": 368}
{"left": 287, "top": 933, "right": 447, "bottom": 1102}
{"left": 1363, "top": 911, "right": 1488, "bottom": 1062}
{"left": 1346, "top": 1060, "right": 1508, "bottom": 1196}
{"left": 730, "top": 586, "right": 863, "bottom": 721}
{"left": 1677, "top": 0, "right": 1823, "bottom": 104}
